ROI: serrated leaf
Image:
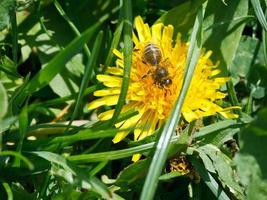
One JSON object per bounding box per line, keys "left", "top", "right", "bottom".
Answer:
{"left": 200, "top": 144, "right": 244, "bottom": 198}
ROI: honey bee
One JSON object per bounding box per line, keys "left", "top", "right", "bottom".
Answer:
{"left": 143, "top": 43, "right": 162, "bottom": 66}
{"left": 142, "top": 43, "right": 172, "bottom": 87}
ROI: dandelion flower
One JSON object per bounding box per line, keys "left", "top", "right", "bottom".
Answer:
{"left": 88, "top": 16, "right": 239, "bottom": 161}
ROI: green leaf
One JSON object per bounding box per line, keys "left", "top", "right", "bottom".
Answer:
{"left": 31, "top": 151, "right": 114, "bottom": 199}
{"left": 158, "top": 171, "right": 183, "bottom": 181}
{"left": 0, "top": 55, "right": 20, "bottom": 77}
{"left": 191, "top": 157, "right": 231, "bottom": 200}
{"left": 188, "top": 147, "right": 216, "bottom": 173}
{"left": 200, "top": 144, "right": 244, "bottom": 198}
{"left": 156, "top": 0, "right": 206, "bottom": 36}
{"left": 234, "top": 108, "right": 267, "bottom": 200}
{"left": 204, "top": 0, "right": 248, "bottom": 73}
{"left": 115, "top": 159, "right": 150, "bottom": 186}
{"left": 13, "top": 16, "right": 108, "bottom": 108}
{"left": 0, "top": 0, "right": 15, "bottom": 30}
{"left": 0, "top": 82, "right": 8, "bottom": 119}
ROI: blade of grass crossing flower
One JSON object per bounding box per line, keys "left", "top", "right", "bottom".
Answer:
{"left": 68, "top": 119, "right": 244, "bottom": 163}
{"left": 140, "top": 4, "right": 206, "bottom": 200}
{"left": 104, "top": 21, "right": 123, "bottom": 67}
{"left": 54, "top": 0, "right": 91, "bottom": 57}
{"left": 251, "top": 0, "right": 267, "bottom": 31}
{"left": 109, "top": 0, "right": 132, "bottom": 126}
{"left": 2, "top": 182, "right": 13, "bottom": 200}
{"left": 12, "top": 15, "right": 108, "bottom": 110}
{"left": 68, "top": 32, "right": 103, "bottom": 129}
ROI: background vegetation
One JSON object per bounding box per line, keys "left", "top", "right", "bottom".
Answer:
{"left": 0, "top": 0, "right": 267, "bottom": 199}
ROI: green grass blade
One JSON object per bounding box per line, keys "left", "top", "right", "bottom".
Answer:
{"left": 11, "top": 9, "right": 18, "bottom": 65}
{"left": 14, "top": 16, "right": 108, "bottom": 108}
{"left": 104, "top": 21, "right": 123, "bottom": 67}
{"left": 13, "top": 104, "right": 29, "bottom": 167}
{"left": 16, "top": 105, "right": 28, "bottom": 152}
{"left": 0, "top": 82, "right": 8, "bottom": 119}
{"left": 109, "top": 0, "right": 132, "bottom": 126}
{"left": 32, "top": 151, "right": 113, "bottom": 199}
{"left": 0, "top": 151, "right": 34, "bottom": 170}
{"left": 68, "top": 119, "right": 244, "bottom": 163}
{"left": 54, "top": 0, "right": 91, "bottom": 57}
{"left": 2, "top": 182, "right": 13, "bottom": 200}
{"left": 68, "top": 31, "right": 103, "bottom": 128}
{"left": 262, "top": 9, "right": 267, "bottom": 65}
{"left": 140, "top": 4, "right": 205, "bottom": 200}
{"left": 68, "top": 127, "right": 191, "bottom": 163}
{"left": 251, "top": 0, "right": 267, "bottom": 31}
{"left": 29, "top": 85, "right": 99, "bottom": 109}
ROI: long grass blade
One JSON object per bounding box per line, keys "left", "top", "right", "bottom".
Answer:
{"left": 108, "top": 0, "right": 132, "bottom": 126}
{"left": 251, "top": 0, "right": 267, "bottom": 31}
{"left": 32, "top": 151, "right": 113, "bottom": 199}
{"left": 0, "top": 151, "right": 34, "bottom": 170}
{"left": 104, "top": 21, "right": 123, "bottom": 67}
{"left": 2, "top": 182, "right": 13, "bottom": 200}
{"left": 68, "top": 31, "right": 103, "bottom": 128}
{"left": 140, "top": 4, "right": 206, "bottom": 200}
{"left": 13, "top": 15, "right": 109, "bottom": 109}
{"left": 54, "top": 0, "right": 91, "bottom": 57}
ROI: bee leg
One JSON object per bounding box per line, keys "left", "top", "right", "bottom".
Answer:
{"left": 142, "top": 69, "right": 152, "bottom": 79}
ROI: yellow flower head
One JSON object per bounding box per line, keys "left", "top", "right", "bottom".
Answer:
{"left": 88, "top": 16, "right": 239, "bottom": 158}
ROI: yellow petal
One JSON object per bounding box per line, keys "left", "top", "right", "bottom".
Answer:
{"left": 134, "top": 16, "right": 151, "bottom": 42}
{"left": 113, "top": 49, "right": 123, "bottom": 59}
{"left": 132, "top": 154, "right": 142, "bottom": 162}
{"left": 132, "top": 32, "right": 139, "bottom": 45}
{"left": 97, "top": 74, "right": 122, "bottom": 87}
{"left": 88, "top": 95, "right": 119, "bottom": 110}
{"left": 98, "top": 109, "right": 114, "bottom": 121}
{"left": 152, "top": 23, "right": 163, "bottom": 42}
{"left": 112, "top": 131, "right": 129, "bottom": 143}
{"left": 182, "top": 107, "right": 198, "bottom": 122}
{"left": 107, "top": 67, "right": 124, "bottom": 76}
{"left": 113, "top": 113, "right": 142, "bottom": 142}
{"left": 94, "top": 88, "right": 121, "bottom": 97}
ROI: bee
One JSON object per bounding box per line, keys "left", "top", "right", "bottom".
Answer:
{"left": 143, "top": 43, "right": 162, "bottom": 66}
{"left": 154, "top": 66, "right": 172, "bottom": 87}
{"left": 142, "top": 43, "right": 172, "bottom": 87}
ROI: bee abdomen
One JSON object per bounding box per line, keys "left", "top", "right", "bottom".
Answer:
{"left": 143, "top": 43, "right": 162, "bottom": 66}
